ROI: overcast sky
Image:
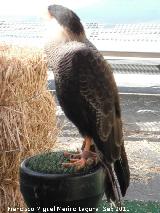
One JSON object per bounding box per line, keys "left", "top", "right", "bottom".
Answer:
{"left": 0, "top": 0, "right": 160, "bottom": 24}
{"left": 0, "top": 0, "right": 98, "bottom": 16}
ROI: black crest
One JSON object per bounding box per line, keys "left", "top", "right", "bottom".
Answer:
{"left": 48, "top": 4, "right": 84, "bottom": 35}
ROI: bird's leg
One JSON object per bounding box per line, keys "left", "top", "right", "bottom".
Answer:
{"left": 62, "top": 137, "right": 97, "bottom": 170}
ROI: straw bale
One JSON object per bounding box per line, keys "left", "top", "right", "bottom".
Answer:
{"left": 0, "top": 45, "right": 57, "bottom": 213}
{"left": 0, "top": 45, "right": 56, "bottom": 151}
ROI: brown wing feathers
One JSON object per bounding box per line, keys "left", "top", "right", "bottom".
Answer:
{"left": 75, "top": 47, "right": 130, "bottom": 200}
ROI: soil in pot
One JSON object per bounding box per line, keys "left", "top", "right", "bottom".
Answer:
{"left": 20, "top": 151, "right": 105, "bottom": 213}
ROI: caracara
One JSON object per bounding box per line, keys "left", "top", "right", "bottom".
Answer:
{"left": 44, "top": 4, "right": 130, "bottom": 203}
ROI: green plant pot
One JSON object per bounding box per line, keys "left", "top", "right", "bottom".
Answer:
{"left": 20, "top": 152, "right": 105, "bottom": 213}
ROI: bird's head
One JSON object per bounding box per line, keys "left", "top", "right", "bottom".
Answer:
{"left": 46, "top": 4, "right": 86, "bottom": 45}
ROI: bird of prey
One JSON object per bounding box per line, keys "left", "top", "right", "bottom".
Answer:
{"left": 45, "top": 4, "right": 130, "bottom": 202}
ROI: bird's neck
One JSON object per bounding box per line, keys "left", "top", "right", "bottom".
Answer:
{"left": 45, "top": 27, "right": 86, "bottom": 48}
{"left": 65, "top": 28, "right": 87, "bottom": 42}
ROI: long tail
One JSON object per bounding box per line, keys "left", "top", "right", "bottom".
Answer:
{"left": 114, "top": 145, "right": 130, "bottom": 197}
{"left": 101, "top": 145, "right": 130, "bottom": 203}
{"left": 104, "top": 164, "right": 120, "bottom": 203}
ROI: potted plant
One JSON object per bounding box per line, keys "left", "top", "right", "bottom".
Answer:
{"left": 20, "top": 151, "right": 105, "bottom": 213}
